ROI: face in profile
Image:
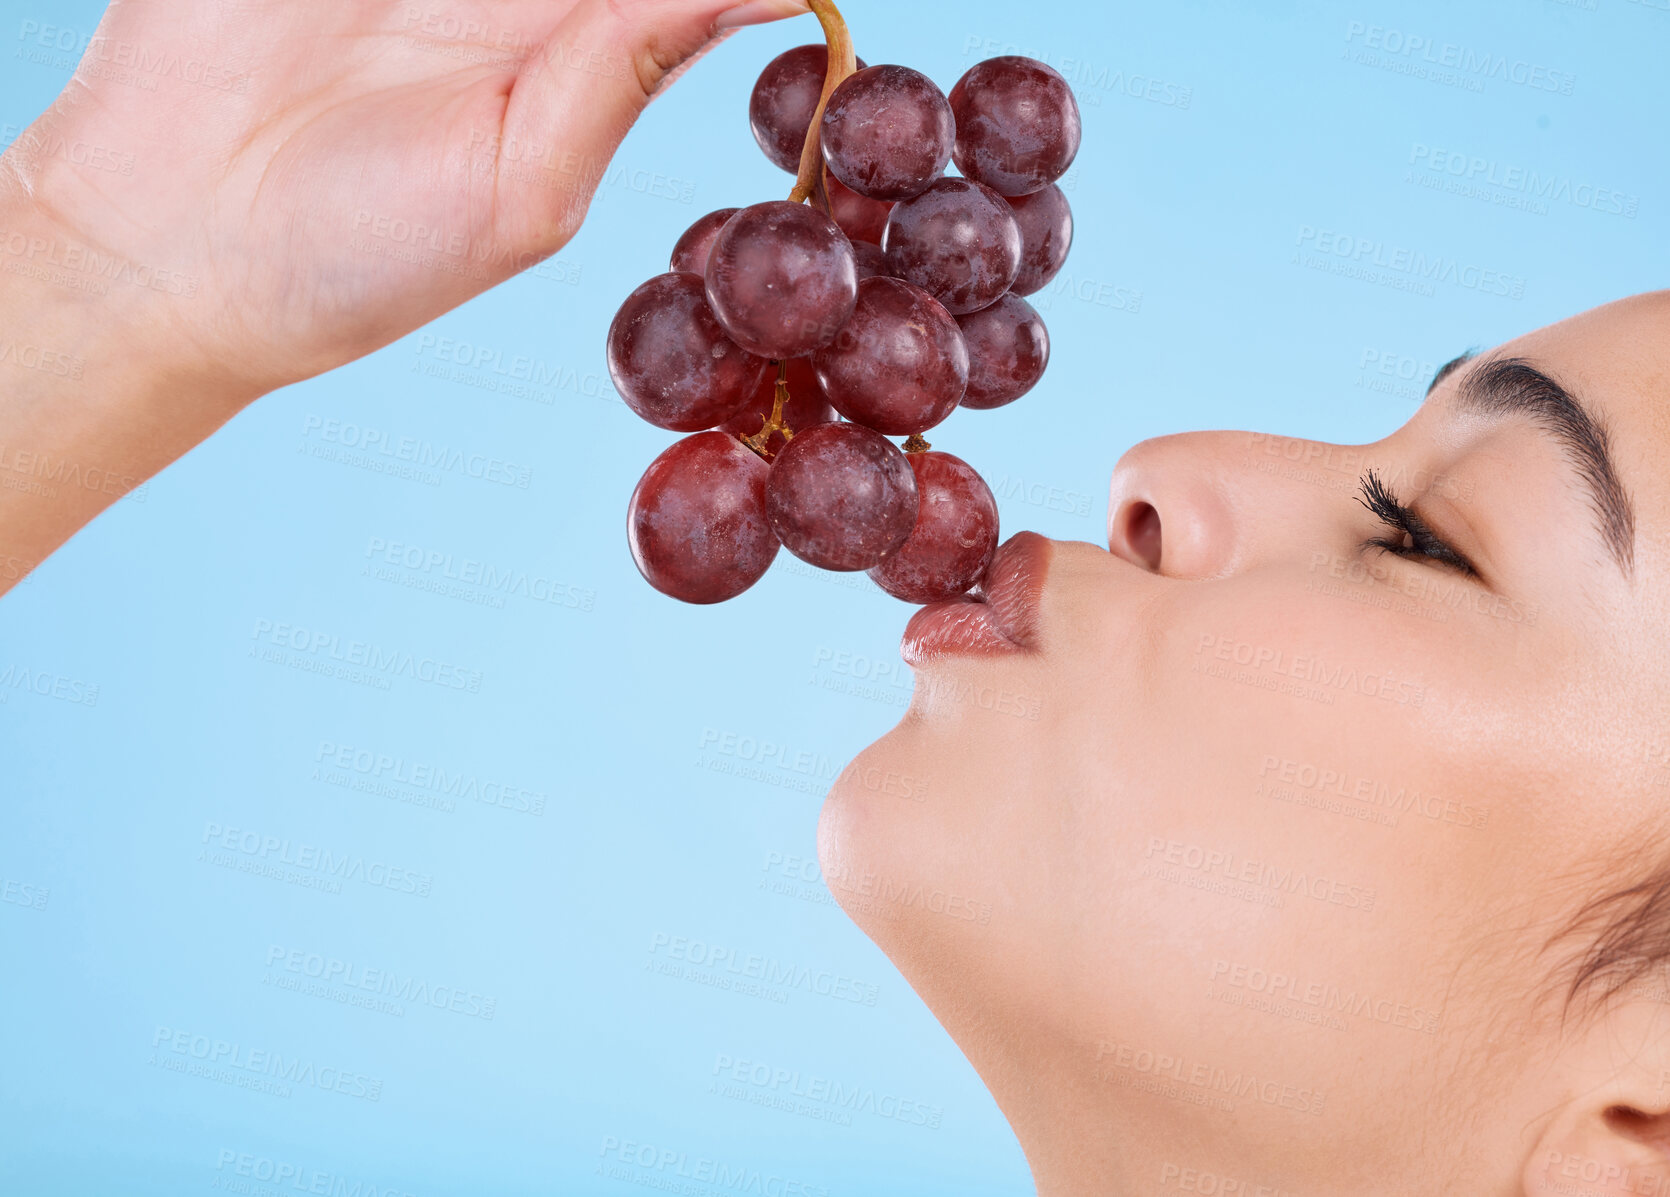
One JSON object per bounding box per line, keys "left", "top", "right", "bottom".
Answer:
{"left": 819, "top": 291, "right": 1670, "bottom": 1194}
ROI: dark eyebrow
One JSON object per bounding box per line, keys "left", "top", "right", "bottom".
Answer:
{"left": 1426, "top": 354, "right": 1636, "bottom": 576}
{"left": 1425, "top": 350, "right": 1478, "bottom": 397}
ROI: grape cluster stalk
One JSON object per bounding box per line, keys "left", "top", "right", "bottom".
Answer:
{"left": 607, "top": 0, "right": 1079, "bottom": 605}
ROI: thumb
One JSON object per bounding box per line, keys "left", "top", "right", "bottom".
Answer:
{"left": 496, "top": 0, "right": 813, "bottom": 253}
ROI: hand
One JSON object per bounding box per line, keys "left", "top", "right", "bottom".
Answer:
{"left": 0, "top": 0, "right": 809, "bottom": 593}
{"left": 8, "top": 0, "right": 808, "bottom": 393}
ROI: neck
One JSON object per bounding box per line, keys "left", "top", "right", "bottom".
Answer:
{"left": 949, "top": 1023, "right": 1136, "bottom": 1194}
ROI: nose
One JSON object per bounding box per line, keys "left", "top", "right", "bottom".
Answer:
{"left": 1106, "top": 432, "right": 1247, "bottom": 579}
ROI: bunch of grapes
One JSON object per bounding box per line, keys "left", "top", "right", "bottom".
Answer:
{"left": 608, "top": 0, "right": 1079, "bottom": 605}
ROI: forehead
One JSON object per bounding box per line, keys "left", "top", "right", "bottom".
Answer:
{"left": 1460, "top": 290, "right": 1670, "bottom": 561}
{"left": 1492, "top": 289, "right": 1670, "bottom": 446}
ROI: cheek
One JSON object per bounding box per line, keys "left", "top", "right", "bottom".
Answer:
{"left": 1044, "top": 574, "right": 1491, "bottom": 1076}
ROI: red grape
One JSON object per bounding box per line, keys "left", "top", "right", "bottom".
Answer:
{"left": 956, "top": 293, "right": 1049, "bottom": 410}
{"left": 812, "top": 277, "right": 968, "bottom": 435}
{"left": 867, "top": 451, "right": 999, "bottom": 603}
{"left": 706, "top": 201, "right": 858, "bottom": 358}
{"left": 1006, "top": 185, "right": 1073, "bottom": 296}
{"left": 820, "top": 65, "right": 954, "bottom": 201}
{"left": 628, "top": 432, "right": 779, "bottom": 604}
{"left": 607, "top": 273, "right": 772, "bottom": 431}
{"left": 718, "top": 357, "right": 838, "bottom": 457}
{"left": 765, "top": 422, "right": 918, "bottom": 571}
{"left": 826, "top": 174, "right": 893, "bottom": 244}
{"left": 882, "top": 178, "right": 1021, "bottom": 315}
{"left": 612, "top": 37, "right": 1083, "bottom": 604}
{"left": 948, "top": 56, "right": 1081, "bottom": 196}
{"left": 749, "top": 45, "right": 869, "bottom": 173}
{"left": 851, "top": 240, "right": 890, "bottom": 280}
{"left": 670, "top": 208, "right": 740, "bottom": 275}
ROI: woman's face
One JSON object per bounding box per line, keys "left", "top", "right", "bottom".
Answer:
{"left": 819, "top": 291, "right": 1670, "bottom": 1193}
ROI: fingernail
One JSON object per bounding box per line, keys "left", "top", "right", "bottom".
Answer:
{"left": 713, "top": 0, "right": 810, "bottom": 31}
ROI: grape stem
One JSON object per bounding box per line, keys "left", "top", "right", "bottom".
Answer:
{"left": 742, "top": 360, "right": 795, "bottom": 458}
{"left": 903, "top": 434, "right": 931, "bottom": 453}
{"left": 741, "top": 0, "right": 853, "bottom": 462}
{"left": 786, "top": 0, "right": 856, "bottom": 209}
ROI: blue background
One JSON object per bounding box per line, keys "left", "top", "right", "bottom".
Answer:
{"left": 1, "top": 0, "right": 1663, "bottom": 1192}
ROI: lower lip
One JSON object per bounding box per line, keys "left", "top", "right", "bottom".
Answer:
{"left": 899, "top": 532, "right": 1050, "bottom": 665}
{"left": 900, "top": 598, "right": 1010, "bottom": 664}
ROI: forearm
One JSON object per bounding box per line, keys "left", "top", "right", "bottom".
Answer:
{"left": 0, "top": 176, "right": 259, "bottom": 597}
{"left": 0, "top": 0, "right": 814, "bottom": 602}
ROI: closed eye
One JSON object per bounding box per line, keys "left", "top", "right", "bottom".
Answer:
{"left": 1355, "top": 469, "right": 1478, "bottom": 578}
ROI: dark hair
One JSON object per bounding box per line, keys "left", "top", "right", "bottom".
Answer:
{"left": 1548, "top": 859, "right": 1670, "bottom": 1021}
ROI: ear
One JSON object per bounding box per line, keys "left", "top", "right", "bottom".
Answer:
{"left": 1523, "top": 998, "right": 1670, "bottom": 1196}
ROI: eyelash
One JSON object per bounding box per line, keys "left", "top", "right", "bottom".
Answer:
{"left": 1354, "top": 469, "right": 1478, "bottom": 577}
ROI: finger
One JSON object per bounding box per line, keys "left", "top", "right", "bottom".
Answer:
{"left": 648, "top": 27, "right": 734, "bottom": 102}
{"left": 496, "top": 0, "right": 810, "bottom": 252}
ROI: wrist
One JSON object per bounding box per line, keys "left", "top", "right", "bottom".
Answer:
{"left": 0, "top": 162, "right": 262, "bottom": 592}
{"left": 0, "top": 132, "right": 250, "bottom": 399}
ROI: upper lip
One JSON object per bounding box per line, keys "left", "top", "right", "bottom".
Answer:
{"left": 972, "top": 531, "right": 1052, "bottom": 650}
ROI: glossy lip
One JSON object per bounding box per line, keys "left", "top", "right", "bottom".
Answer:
{"left": 900, "top": 532, "right": 1052, "bottom": 666}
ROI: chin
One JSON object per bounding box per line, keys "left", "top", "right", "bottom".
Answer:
{"left": 817, "top": 657, "right": 1055, "bottom": 989}
{"left": 817, "top": 716, "right": 926, "bottom": 952}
